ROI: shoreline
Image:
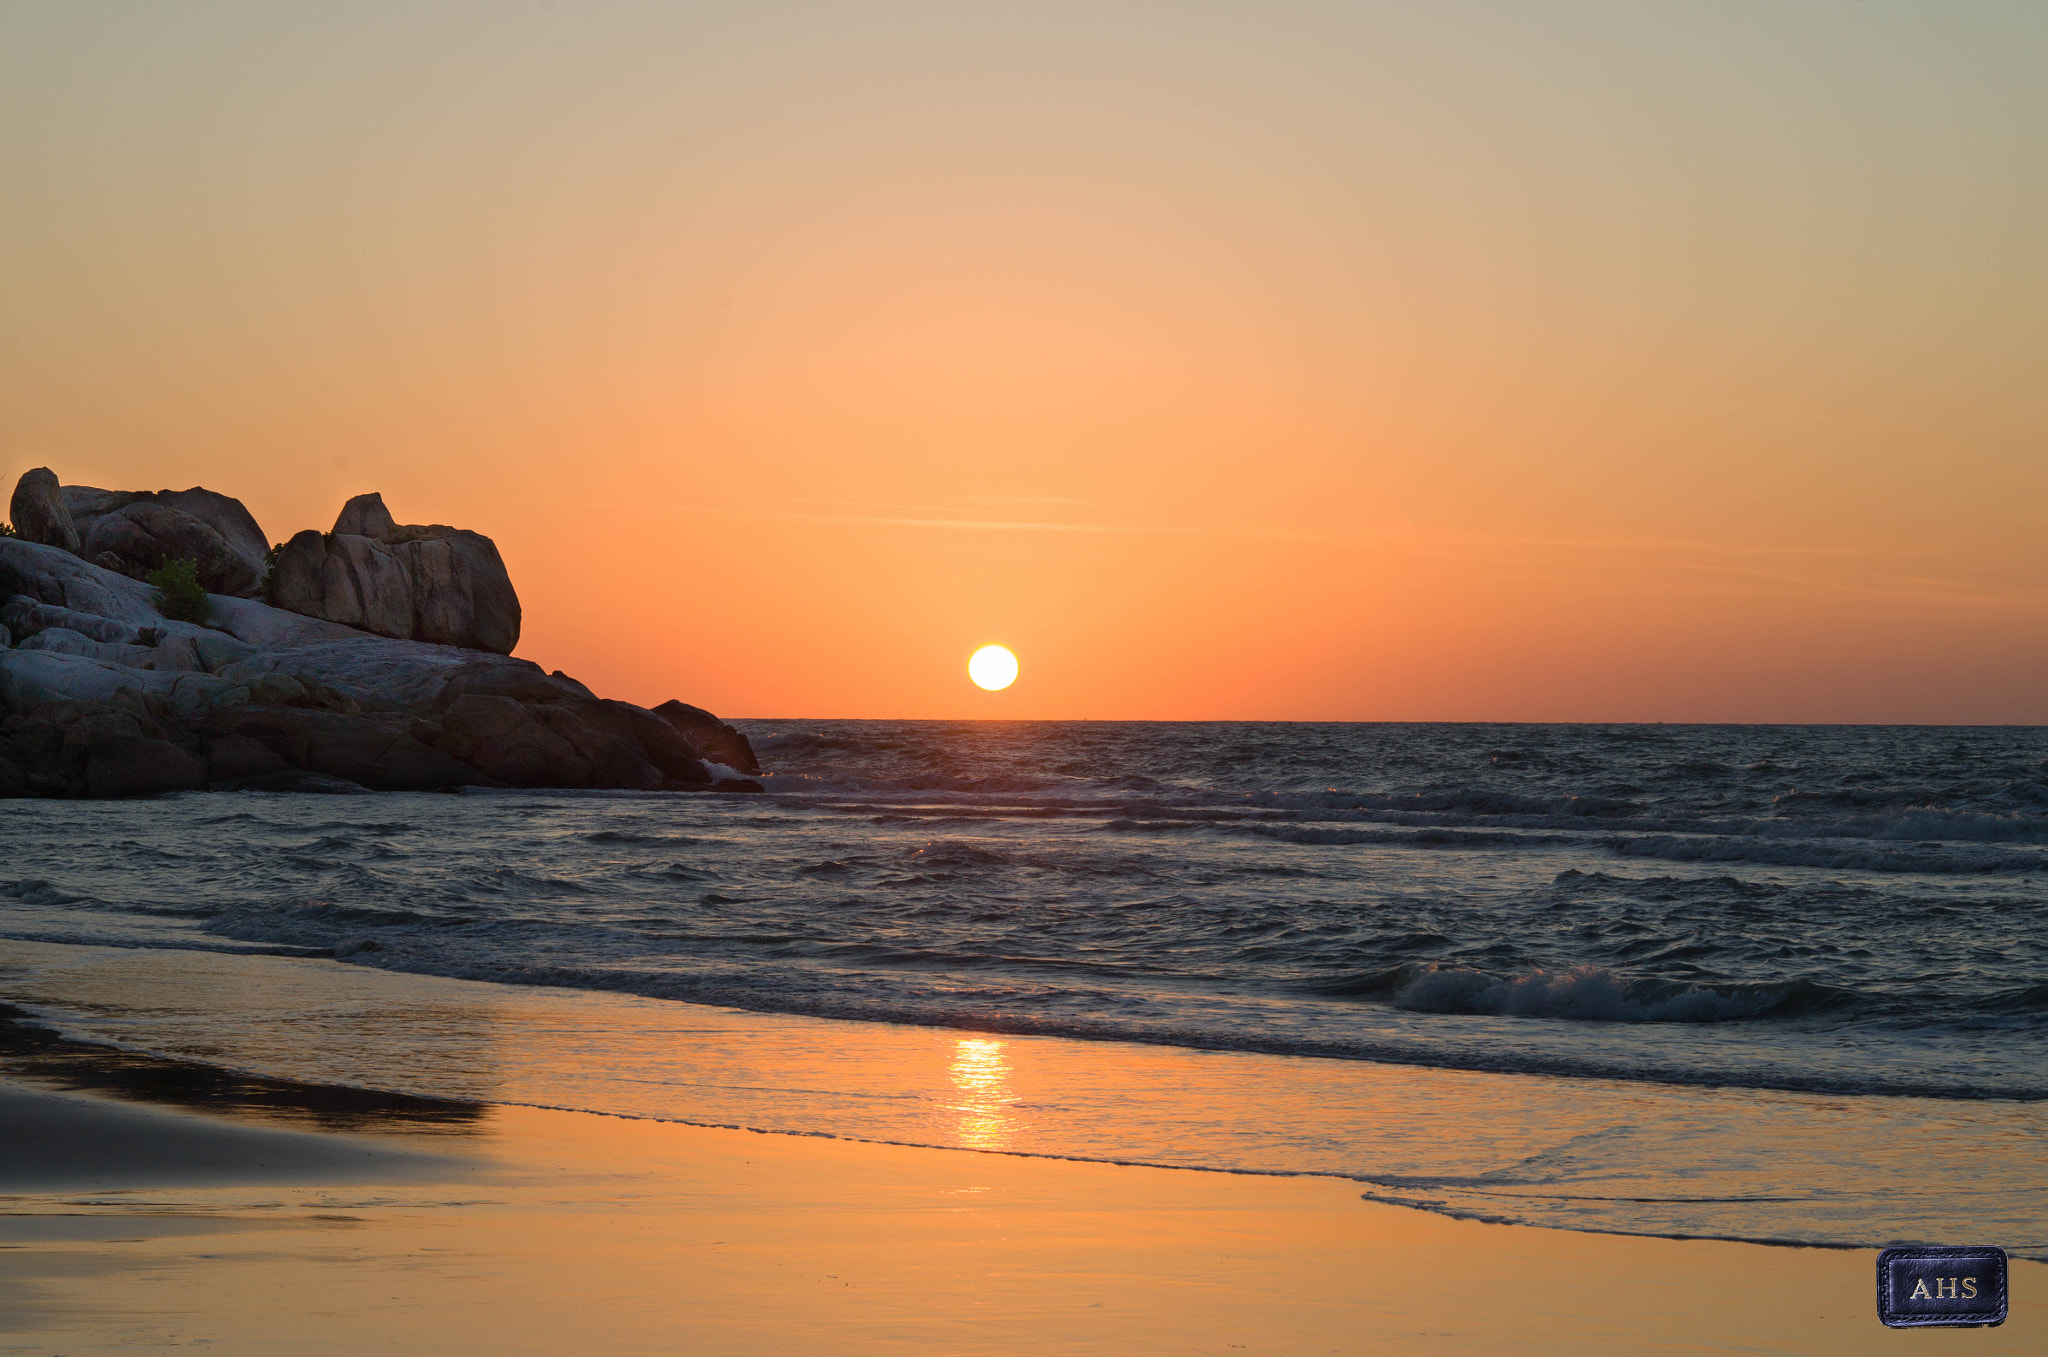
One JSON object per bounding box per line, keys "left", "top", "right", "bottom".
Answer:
{"left": 0, "top": 1009, "right": 1994, "bottom": 1261}
{"left": 2, "top": 1048, "right": 2042, "bottom": 1352}
{"left": 6, "top": 933, "right": 2045, "bottom": 1264}
{"left": 3, "top": 1072, "right": 2039, "bottom": 1353}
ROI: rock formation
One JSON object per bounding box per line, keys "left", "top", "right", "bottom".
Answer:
{"left": 269, "top": 493, "right": 520, "bottom": 654}
{"left": 59, "top": 484, "right": 272, "bottom": 596}
{"left": 268, "top": 529, "right": 417, "bottom": 641}
{"left": 654, "top": 700, "right": 763, "bottom": 776}
{"left": 81, "top": 502, "right": 260, "bottom": 596}
{"left": 8, "top": 468, "right": 80, "bottom": 555}
{"left": 1, "top": 468, "right": 758, "bottom": 798}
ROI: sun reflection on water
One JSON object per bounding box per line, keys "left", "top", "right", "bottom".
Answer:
{"left": 945, "top": 1037, "right": 1016, "bottom": 1150}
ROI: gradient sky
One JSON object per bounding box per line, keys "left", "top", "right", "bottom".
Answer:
{"left": 3, "top": 1, "right": 2043, "bottom": 721}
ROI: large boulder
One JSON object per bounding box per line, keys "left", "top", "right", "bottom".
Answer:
{"left": 266, "top": 494, "right": 520, "bottom": 655}
{"left": 654, "top": 700, "right": 760, "bottom": 775}
{"left": 63, "top": 484, "right": 270, "bottom": 591}
{"left": 400, "top": 531, "right": 520, "bottom": 653}
{"left": 153, "top": 488, "right": 270, "bottom": 585}
{"left": 81, "top": 502, "right": 259, "bottom": 597}
{"left": 269, "top": 529, "right": 414, "bottom": 640}
{"left": 559, "top": 697, "right": 712, "bottom": 787}
{"left": 10, "top": 469, "right": 80, "bottom": 555}
{"left": 333, "top": 492, "right": 398, "bottom": 540}
{"left": 61, "top": 486, "right": 142, "bottom": 539}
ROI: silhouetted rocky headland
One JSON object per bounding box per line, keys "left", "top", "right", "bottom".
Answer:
{"left": 1, "top": 469, "right": 760, "bottom": 798}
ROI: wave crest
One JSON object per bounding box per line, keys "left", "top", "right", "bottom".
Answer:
{"left": 1383, "top": 963, "right": 1858, "bottom": 1023}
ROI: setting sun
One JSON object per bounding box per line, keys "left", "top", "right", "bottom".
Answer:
{"left": 968, "top": 645, "right": 1020, "bottom": 691}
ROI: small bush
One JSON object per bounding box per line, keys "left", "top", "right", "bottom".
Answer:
{"left": 0, "top": 520, "right": 17, "bottom": 537}
{"left": 148, "top": 557, "right": 213, "bottom": 624}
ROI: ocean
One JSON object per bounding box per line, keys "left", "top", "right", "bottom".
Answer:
{"left": 4, "top": 720, "right": 2045, "bottom": 1255}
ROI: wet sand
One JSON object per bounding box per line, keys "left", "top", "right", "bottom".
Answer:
{"left": 0, "top": 1075, "right": 2037, "bottom": 1354}
{"left": 0, "top": 1083, "right": 465, "bottom": 1191}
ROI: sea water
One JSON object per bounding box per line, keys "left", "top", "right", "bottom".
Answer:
{"left": 3, "top": 721, "right": 2044, "bottom": 1253}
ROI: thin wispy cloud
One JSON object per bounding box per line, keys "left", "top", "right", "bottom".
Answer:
{"left": 1394, "top": 528, "right": 1886, "bottom": 560}
{"left": 945, "top": 494, "right": 1103, "bottom": 509}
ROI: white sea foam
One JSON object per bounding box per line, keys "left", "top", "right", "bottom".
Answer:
{"left": 1389, "top": 964, "right": 1844, "bottom": 1024}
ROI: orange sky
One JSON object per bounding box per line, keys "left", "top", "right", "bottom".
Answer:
{"left": 3, "top": 2, "right": 2043, "bottom": 721}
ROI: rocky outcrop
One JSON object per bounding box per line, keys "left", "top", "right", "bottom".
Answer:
{"left": 1, "top": 469, "right": 757, "bottom": 799}
{"left": 1, "top": 700, "right": 207, "bottom": 799}
{"left": 434, "top": 695, "right": 659, "bottom": 790}
{"left": 60, "top": 486, "right": 137, "bottom": 538}
{"left": 154, "top": 488, "right": 271, "bottom": 582}
{"left": 654, "top": 700, "right": 761, "bottom": 775}
{"left": 200, "top": 707, "right": 485, "bottom": 792}
{"left": 19, "top": 627, "right": 158, "bottom": 670}
{"left": 61, "top": 483, "right": 271, "bottom": 596}
{"left": 270, "top": 529, "right": 415, "bottom": 640}
{"left": 333, "top": 492, "right": 397, "bottom": 539}
{"left": 9, "top": 468, "right": 80, "bottom": 555}
{"left": 268, "top": 493, "right": 519, "bottom": 654}
{"left": 204, "top": 732, "right": 291, "bottom": 782}
{"left": 86, "top": 732, "right": 208, "bottom": 798}
{"left": 2, "top": 596, "right": 145, "bottom": 645}
{"left": 0, "top": 538, "right": 181, "bottom": 625}
{"left": 80, "top": 502, "right": 260, "bottom": 596}
{"left": 403, "top": 531, "right": 519, "bottom": 652}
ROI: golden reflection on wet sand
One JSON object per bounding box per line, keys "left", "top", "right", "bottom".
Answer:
{"left": 945, "top": 1036, "right": 1016, "bottom": 1149}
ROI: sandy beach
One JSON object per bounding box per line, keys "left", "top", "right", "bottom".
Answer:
{"left": 0, "top": 1072, "right": 2034, "bottom": 1355}
{"left": 6, "top": 0, "right": 2044, "bottom": 1349}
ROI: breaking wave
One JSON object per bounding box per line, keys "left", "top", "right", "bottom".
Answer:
{"left": 4, "top": 718, "right": 2046, "bottom": 1102}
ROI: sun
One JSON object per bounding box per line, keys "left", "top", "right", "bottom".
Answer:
{"left": 968, "top": 644, "right": 1019, "bottom": 691}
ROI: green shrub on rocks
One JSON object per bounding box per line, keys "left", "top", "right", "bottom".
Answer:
{"left": 147, "top": 557, "right": 213, "bottom": 624}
